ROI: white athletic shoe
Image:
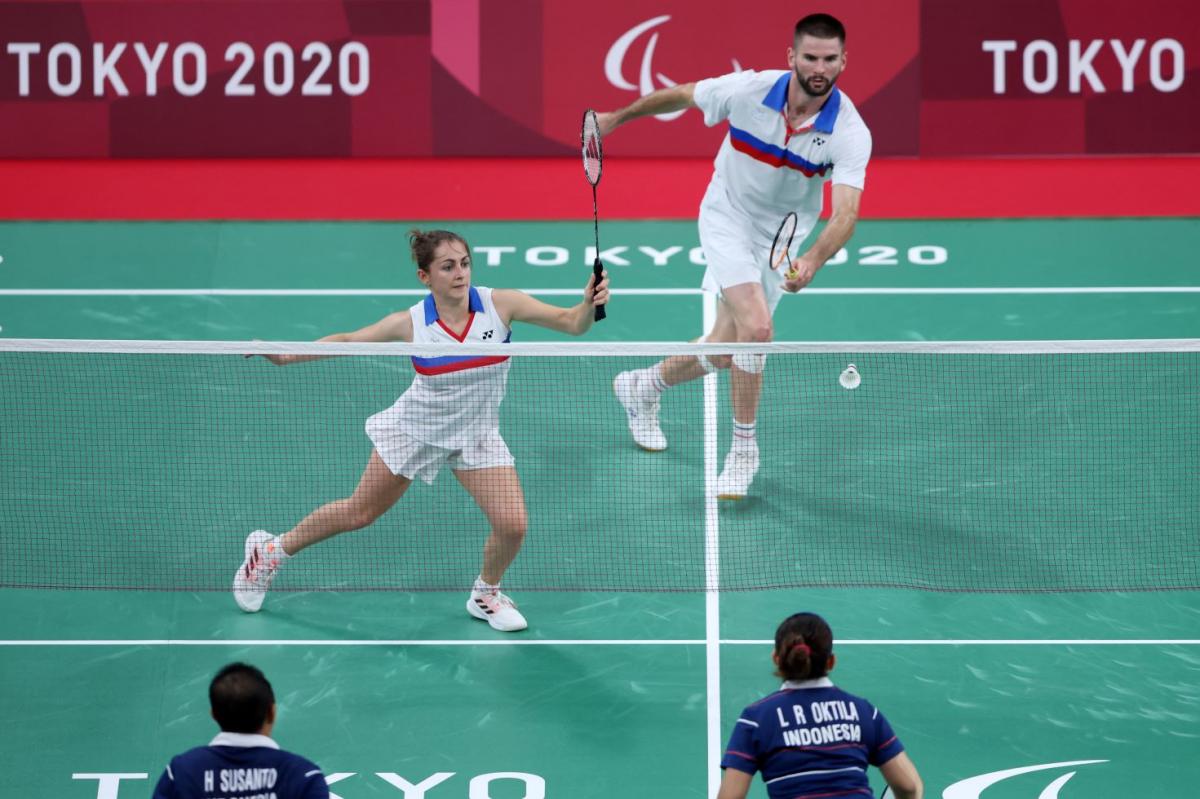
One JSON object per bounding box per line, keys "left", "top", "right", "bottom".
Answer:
{"left": 613, "top": 370, "right": 667, "bottom": 451}
{"left": 716, "top": 449, "right": 760, "bottom": 500}
{"left": 467, "top": 588, "right": 529, "bottom": 632}
{"left": 232, "top": 530, "right": 284, "bottom": 613}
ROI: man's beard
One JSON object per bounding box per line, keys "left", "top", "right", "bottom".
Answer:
{"left": 795, "top": 69, "right": 837, "bottom": 97}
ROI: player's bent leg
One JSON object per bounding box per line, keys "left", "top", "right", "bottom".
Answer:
{"left": 455, "top": 465, "right": 529, "bottom": 632}
{"left": 283, "top": 451, "right": 412, "bottom": 553}
{"left": 612, "top": 302, "right": 738, "bottom": 452}
{"left": 233, "top": 451, "right": 411, "bottom": 613}
{"left": 715, "top": 283, "right": 771, "bottom": 499}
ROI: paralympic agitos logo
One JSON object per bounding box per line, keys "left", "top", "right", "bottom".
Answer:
{"left": 603, "top": 15, "right": 741, "bottom": 121}
{"left": 944, "top": 759, "right": 1109, "bottom": 798}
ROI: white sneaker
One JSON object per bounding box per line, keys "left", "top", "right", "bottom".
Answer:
{"left": 232, "top": 530, "right": 284, "bottom": 612}
{"left": 467, "top": 588, "right": 528, "bottom": 632}
{"left": 613, "top": 370, "right": 667, "bottom": 451}
{"left": 716, "top": 449, "right": 760, "bottom": 500}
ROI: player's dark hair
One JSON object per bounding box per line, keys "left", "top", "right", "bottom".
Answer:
{"left": 409, "top": 229, "right": 469, "bottom": 272}
{"left": 210, "top": 662, "right": 275, "bottom": 734}
{"left": 794, "top": 13, "right": 846, "bottom": 44}
{"left": 774, "top": 612, "right": 834, "bottom": 681}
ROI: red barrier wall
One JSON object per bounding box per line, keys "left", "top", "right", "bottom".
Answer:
{"left": 3, "top": 157, "right": 1197, "bottom": 220}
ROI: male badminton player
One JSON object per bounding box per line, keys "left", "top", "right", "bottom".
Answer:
{"left": 596, "top": 13, "right": 871, "bottom": 499}
{"left": 233, "top": 230, "right": 609, "bottom": 632}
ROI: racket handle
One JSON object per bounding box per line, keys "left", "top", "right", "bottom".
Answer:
{"left": 592, "top": 258, "right": 607, "bottom": 321}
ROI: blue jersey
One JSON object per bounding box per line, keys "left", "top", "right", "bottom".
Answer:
{"left": 721, "top": 678, "right": 905, "bottom": 799}
{"left": 152, "top": 733, "right": 329, "bottom": 799}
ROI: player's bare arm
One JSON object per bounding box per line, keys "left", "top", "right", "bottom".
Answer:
{"left": 598, "top": 83, "right": 696, "bottom": 138}
{"left": 784, "top": 184, "right": 862, "bottom": 292}
{"left": 714, "top": 767, "right": 753, "bottom": 799}
{"left": 260, "top": 311, "right": 414, "bottom": 365}
{"left": 880, "top": 752, "right": 924, "bottom": 799}
{"left": 493, "top": 271, "right": 609, "bottom": 336}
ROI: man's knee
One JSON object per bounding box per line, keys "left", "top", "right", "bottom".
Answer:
{"left": 731, "top": 316, "right": 771, "bottom": 374}
{"left": 732, "top": 352, "right": 767, "bottom": 374}
{"left": 739, "top": 319, "right": 773, "bottom": 343}
{"left": 703, "top": 354, "right": 733, "bottom": 370}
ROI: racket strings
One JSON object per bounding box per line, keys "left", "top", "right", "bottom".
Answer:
{"left": 582, "top": 113, "right": 602, "bottom": 186}
{"left": 583, "top": 142, "right": 601, "bottom": 184}
{"left": 771, "top": 213, "right": 798, "bottom": 272}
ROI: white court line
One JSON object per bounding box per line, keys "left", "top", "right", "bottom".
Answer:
{"left": 2, "top": 287, "right": 1200, "bottom": 297}
{"left": 0, "top": 639, "right": 702, "bottom": 647}
{"left": 2, "top": 639, "right": 1198, "bottom": 646}
{"left": 701, "top": 291, "right": 721, "bottom": 799}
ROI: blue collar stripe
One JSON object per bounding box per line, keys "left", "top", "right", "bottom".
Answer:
{"left": 760, "top": 72, "right": 790, "bottom": 111}
{"left": 760, "top": 74, "right": 841, "bottom": 135}
{"left": 422, "top": 287, "right": 485, "bottom": 326}
{"left": 813, "top": 88, "right": 841, "bottom": 134}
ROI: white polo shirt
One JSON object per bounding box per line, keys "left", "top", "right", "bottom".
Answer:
{"left": 693, "top": 69, "right": 872, "bottom": 240}
{"left": 368, "top": 286, "right": 511, "bottom": 449}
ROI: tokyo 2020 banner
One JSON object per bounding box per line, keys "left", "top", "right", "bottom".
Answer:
{"left": 0, "top": 0, "right": 1195, "bottom": 157}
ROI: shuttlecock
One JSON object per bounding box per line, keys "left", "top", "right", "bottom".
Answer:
{"left": 839, "top": 364, "right": 861, "bottom": 390}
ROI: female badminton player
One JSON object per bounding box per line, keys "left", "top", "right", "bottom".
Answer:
{"left": 233, "top": 229, "right": 609, "bottom": 632}
{"left": 717, "top": 612, "right": 923, "bottom": 799}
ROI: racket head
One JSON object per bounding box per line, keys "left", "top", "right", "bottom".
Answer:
{"left": 770, "top": 211, "right": 799, "bottom": 271}
{"left": 581, "top": 109, "right": 603, "bottom": 187}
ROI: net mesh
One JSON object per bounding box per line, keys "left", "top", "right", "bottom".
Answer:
{"left": 3, "top": 338, "right": 1198, "bottom": 593}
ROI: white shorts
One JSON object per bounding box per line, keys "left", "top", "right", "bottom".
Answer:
{"left": 698, "top": 183, "right": 789, "bottom": 313}
{"left": 364, "top": 419, "right": 514, "bottom": 485}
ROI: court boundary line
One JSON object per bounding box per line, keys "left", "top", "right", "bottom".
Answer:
{"left": 4, "top": 287, "right": 1200, "bottom": 297}
{"left": 3, "top": 639, "right": 1198, "bottom": 646}
{"left": 701, "top": 292, "right": 721, "bottom": 797}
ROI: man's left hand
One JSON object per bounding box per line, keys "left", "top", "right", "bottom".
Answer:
{"left": 783, "top": 257, "right": 819, "bottom": 293}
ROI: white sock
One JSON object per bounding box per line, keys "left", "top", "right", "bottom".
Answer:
{"left": 639, "top": 364, "right": 668, "bottom": 400}
{"left": 267, "top": 536, "right": 291, "bottom": 562}
{"left": 731, "top": 420, "right": 757, "bottom": 454}
{"left": 474, "top": 575, "right": 499, "bottom": 594}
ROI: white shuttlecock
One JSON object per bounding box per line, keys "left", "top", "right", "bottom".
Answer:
{"left": 839, "top": 364, "right": 861, "bottom": 390}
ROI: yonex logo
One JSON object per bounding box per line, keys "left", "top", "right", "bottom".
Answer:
{"left": 482, "top": 330, "right": 494, "bottom": 340}
{"left": 605, "top": 16, "right": 742, "bottom": 122}
{"left": 944, "top": 759, "right": 1109, "bottom": 798}
{"left": 813, "top": 136, "right": 826, "bottom": 146}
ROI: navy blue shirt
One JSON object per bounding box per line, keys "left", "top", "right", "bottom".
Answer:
{"left": 152, "top": 733, "right": 329, "bottom": 799}
{"left": 721, "top": 678, "right": 905, "bottom": 799}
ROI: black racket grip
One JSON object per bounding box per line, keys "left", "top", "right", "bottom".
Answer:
{"left": 592, "top": 257, "right": 607, "bottom": 321}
